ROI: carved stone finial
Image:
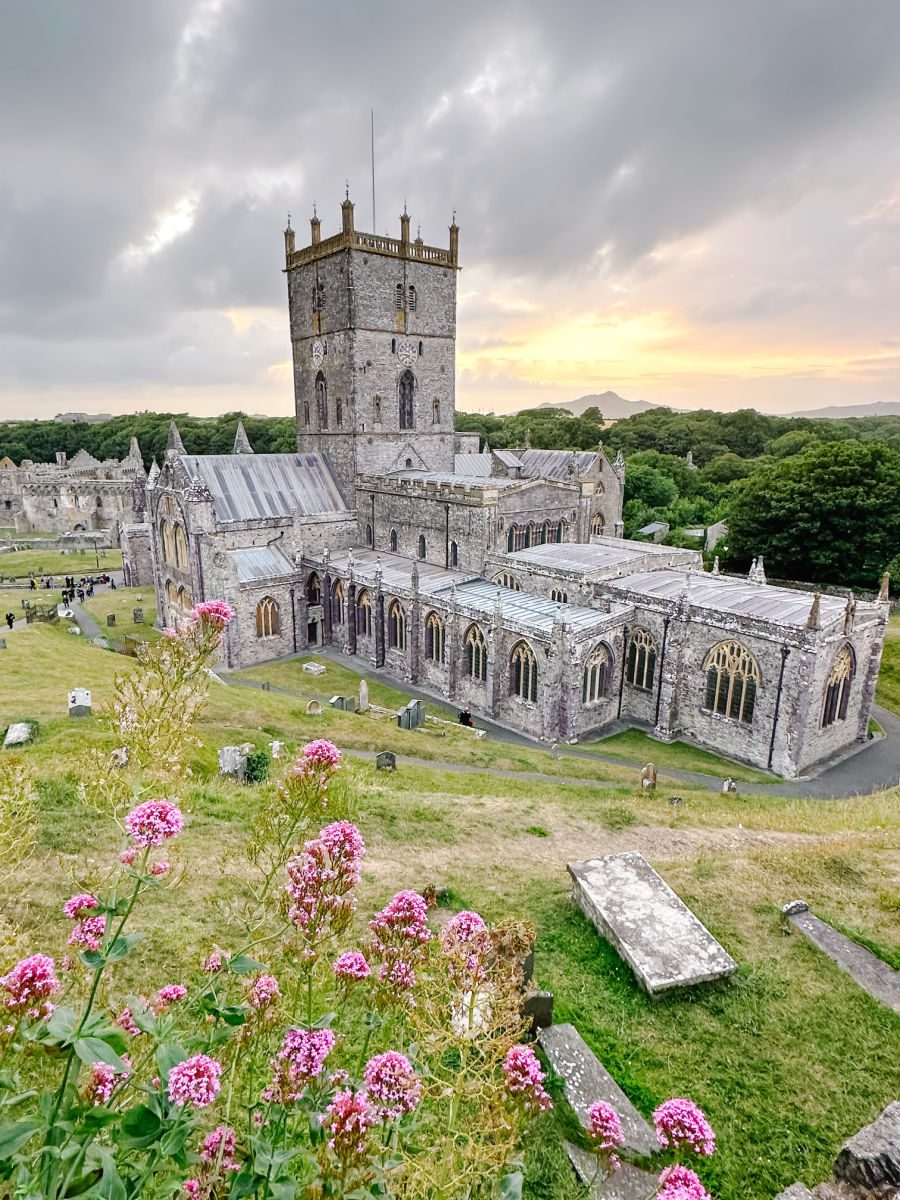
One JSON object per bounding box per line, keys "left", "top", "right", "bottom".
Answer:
{"left": 147, "top": 458, "right": 160, "bottom": 488}
{"left": 844, "top": 595, "right": 856, "bottom": 634}
{"left": 748, "top": 557, "right": 758, "bottom": 583}
{"left": 806, "top": 592, "right": 821, "bottom": 630}
{"left": 410, "top": 561, "right": 419, "bottom": 591}
{"left": 711, "top": 556, "right": 720, "bottom": 576}
{"left": 614, "top": 448, "right": 625, "bottom": 471}
{"left": 232, "top": 420, "right": 254, "bottom": 455}
{"left": 756, "top": 555, "right": 767, "bottom": 585}
{"left": 166, "top": 420, "right": 186, "bottom": 456}
{"left": 878, "top": 571, "right": 890, "bottom": 602}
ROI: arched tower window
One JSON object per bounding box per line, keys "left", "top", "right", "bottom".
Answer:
{"left": 306, "top": 572, "right": 321, "bottom": 606}
{"left": 582, "top": 643, "right": 612, "bottom": 704}
{"left": 389, "top": 529, "right": 398, "bottom": 552}
{"left": 365, "top": 522, "right": 373, "bottom": 547}
{"left": 395, "top": 283, "right": 404, "bottom": 311}
{"left": 399, "top": 370, "right": 415, "bottom": 430}
{"left": 388, "top": 600, "right": 406, "bottom": 651}
{"left": 408, "top": 284, "right": 417, "bottom": 311}
{"left": 425, "top": 611, "right": 445, "bottom": 663}
{"left": 96, "top": 495, "right": 103, "bottom": 509}
{"left": 449, "top": 540, "right": 458, "bottom": 568}
{"left": 704, "top": 640, "right": 761, "bottom": 724}
{"left": 418, "top": 534, "right": 426, "bottom": 560}
{"left": 356, "top": 590, "right": 372, "bottom": 636}
{"left": 626, "top": 628, "right": 657, "bottom": 691}
{"left": 510, "top": 641, "right": 538, "bottom": 702}
{"left": 464, "top": 624, "right": 487, "bottom": 681}
{"left": 822, "top": 644, "right": 855, "bottom": 727}
{"left": 315, "top": 371, "right": 328, "bottom": 429}
{"left": 331, "top": 580, "right": 345, "bottom": 626}
{"left": 591, "top": 513, "right": 604, "bottom": 536}
{"left": 255, "top": 596, "right": 280, "bottom": 639}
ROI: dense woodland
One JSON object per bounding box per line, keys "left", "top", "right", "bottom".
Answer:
{"left": 2, "top": 405, "right": 899, "bottom": 591}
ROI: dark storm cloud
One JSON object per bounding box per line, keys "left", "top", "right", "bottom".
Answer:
{"left": 1, "top": 0, "right": 899, "bottom": 404}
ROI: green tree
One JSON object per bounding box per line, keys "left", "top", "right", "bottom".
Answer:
{"left": 625, "top": 463, "right": 678, "bottom": 510}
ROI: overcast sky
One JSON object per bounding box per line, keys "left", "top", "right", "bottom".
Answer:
{"left": 2, "top": 0, "right": 900, "bottom": 419}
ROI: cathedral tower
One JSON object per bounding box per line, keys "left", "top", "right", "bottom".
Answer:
{"left": 285, "top": 195, "right": 459, "bottom": 505}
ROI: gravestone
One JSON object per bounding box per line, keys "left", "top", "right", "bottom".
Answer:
{"left": 376, "top": 751, "right": 396, "bottom": 771}
{"left": 565, "top": 1143, "right": 658, "bottom": 1200}
{"left": 106, "top": 614, "right": 116, "bottom": 627}
{"left": 358, "top": 679, "right": 369, "bottom": 712}
{"left": 133, "top": 608, "right": 144, "bottom": 625}
{"left": 783, "top": 902, "right": 900, "bottom": 1013}
{"left": 218, "top": 746, "right": 247, "bottom": 782}
{"left": 640, "top": 763, "right": 657, "bottom": 791}
{"left": 522, "top": 990, "right": 554, "bottom": 1032}
{"left": 397, "top": 699, "right": 425, "bottom": 730}
{"left": 330, "top": 695, "right": 357, "bottom": 712}
{"left": 305, "top": 699, "right": 322, "bottom": 716}
{"left": 68, "top": 688, "right": 92, "bottom": 717}
{"left": 537, "top": 1024, "right": 657, "bottom": 1154}
{"left": 302, "top": 662, "right": 326, "bottom": 676}
{"left": 3, "top": 722, "right": 31, "bottom": 748}
{"left": 568, "top": 852, "right": 737, "bottom": 995}
{"left": 269, "top": 740, "right": 284, "bottom": 760}
{"left": 67, "top": 627, "right": 81, "bottom": 636}
{"left": 0, "top": 639, "right": 6, "bottom": 650}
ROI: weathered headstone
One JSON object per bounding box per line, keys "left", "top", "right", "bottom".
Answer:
{"left": 358, "top": 679, "right": 369, "bottom": 712}
{"left": 67, "top": 627, "right": 82, "bottom": 636}
{"left": 0, "top": 638, "right": 6, "bottom": 650}
{"left": 784, "top": 903, "right": 900, "bottom": 1013}
{"left": 640, "top": 763, "right": 657, "bottom": 791}
{"left": 397, "top": 699, "right": 425, "bottom": 730}
{"left": 305, "top": 699, "right": 322, "bottom": 716}
{"left": 269, "top": 740, "right": 284, "bottom": 760}
{"left": 537, "top": 1024, "right": 658, "bottom": 1154}
{"left": 68, "top": 688, "right": 92, "bottom": 717}
{"left": 218, "top": 746, "right": 247, "bottom": 782}
{"left": 106, "top": 613, "right": 116, "bottom": 627}
{"left": 133, "top": 608, "right": 144, "bottom": 625}
{"left": 568, "top": 852, "right": 737, "bottom": 995}
{"left": 302, "top": 662, "right": 326, "bottom": 676}
{"left": 834, "top": 1102, "right": 900, "bottom": 1191}
{"left": 3, "top": 722, "right": 31, "bottom": 748}
{"left": 330, "top": 695, "right": 357, "bottom": 711}
{"left": 376, "top": 751, "right": 396, "bottom": 771}
{"left": 522, "top": 989, "right": 554, "bottom": 1032}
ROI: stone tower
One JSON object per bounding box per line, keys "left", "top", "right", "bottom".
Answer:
{"left": 285, "top": 194, "right": 460, "bottom": 505}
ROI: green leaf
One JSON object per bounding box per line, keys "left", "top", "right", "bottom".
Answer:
{"left": 105, "top": 933, "right": 145, "bottom": 964}
{"left": 229, "top": 1171, "right": 259, "bottom": 1200}
{"left": 227, "top": 954, "right": 266, "bottom": 976}
{"left": 93, "top": 1147, "right": 126, "bottom": 1200}
{"left": 119, "top": 1104, "right": 163, "bottom": 1150}
{"left": 156, "top": 1043, "right": 187, "bottom": 1083}
{"left": 43, "top": 1007, "right": 78, "bottom": 1043}
{"left": 0, "top": 1118, "right": 42, "bottom": 1160}
{"left": 500, "top": 1171, "right": 523, "bottom": 1200}
{"left": 312, "top": 1011, "right": 336, "bottom": 1029}
{"left": 72, "top": 1038, "right": 128, "bottom": 1072}
{"left": 78, "top": 950, "right": 104, "bottom": 970}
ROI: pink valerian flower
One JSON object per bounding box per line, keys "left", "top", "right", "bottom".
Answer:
{"left": 202, "top": 949, "right": 224, "bottom": 973}
{"left": 369, "top": 891, "right": 431, "bottom": 1008}
{"left": 265, "top": 1028, "right": 335, "bottom": 1104}
{"left": 155, "top": 984, "right": 188, "bottom": 1011}
{"left": 68, "top": 915, "right": 107, "bottom": 953}
{"left": 200, "top": 1125, "right": 239, "bottom": 1171}
{"left": 657, "top": 1165, "right": 712, "bottom": 1200}
{"left": 248, "top": 975, "right": 280, "bottom": 1011}
{"left": 363, "top": 1052, "right": 422, "bottom": 1122}
{"left": 503, "top": 1045, "right": 552, "bottom": 1113}
{"left": 83, "top": 1056, "right": 132, "bottom": 1106}
{"left": 440, "top": 910, "right": 492, "bottom": 988}
{"left": 119, "top": 847, "right": 137, "bottom": 866}
{"left": 167, "top": 1054, "right": 222, "bottom": 1108}
{"left": 285, "top": 823, "right": 366, "bottom": 958}
{"left": 150, "top": 860, "right": 170, "bottom": 877}
{"left": 63, "top": 893, "right": 99, "bottom": 920}
{"left": 1, "top": 954, "right": 60, "bottom": 1014}
{"left": 376, "top": 958, "right": 416, "bottom": 998}
{"left": 322, "top": 1088, "right": 377, "bottom": 1168}
{"left": 124, "top": 799, "right": 184, "bottom": 848}
{"left": 191, "top": 600, "right": 235, "bottom": 630}
{"left": 588, "top": 1101, "right": 624, "bottom": 1171}
{"left": 298, "top": 739, "right": 342, "bottom": 771}
{"left": 653, "top": 1099, "right": 716, "bottom": 1156}
{"left": 182, "top": 1181, "right": 200, "bottom": 1196}
{"left": 333, "top": 950, "right": 371, "bottom": 983}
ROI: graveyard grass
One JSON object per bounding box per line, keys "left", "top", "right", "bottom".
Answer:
{"left": 0, "top": 622, "right": 898, "bottom": 1200}
{"left": 0, "top": 545, "right": 123, "bottom": 580}
{"left": 875, "top": 612, "right": 900, "bottom": 716}
{"left": 582, "top": 727, "right": 773, "bottom": 784}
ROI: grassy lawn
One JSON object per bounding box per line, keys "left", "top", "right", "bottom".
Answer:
{"left": 0, "top": 546, "right": 122, "bottom": 579}
{"left": 81, "top": 585, "right": 160, "bottom": 641}
{"left": 0, "top": 625, "right": 898, "bottom": 1199}
{"left": 875, "top": 613, "right": 900, "bottom": 715}
{"left": 585, "top": 727, "right": 773, "bottom": 784}
{"left": 0, "top": 587, "right": 64, "bottom": 615}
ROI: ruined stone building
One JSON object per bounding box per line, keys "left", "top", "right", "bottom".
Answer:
{"left": 137, "top": 197, "right": 888, "bottom": 779}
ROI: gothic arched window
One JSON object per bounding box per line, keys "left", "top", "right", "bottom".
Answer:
{"left": 510, "top": 641, "right": 538, "bottom": 702}
{"left": 493, "top": 572, "right": 520, "bottom": 591}
{"left": 255, "top": 596, "right": 280, "bottom": 639}
{"left": 331, "top": 580, "right": 345, "bottom": 626}
{"left": 395, "top": 283, "right": 404, "bottom": 311}
{"left": 365, "top": 522, "right": 373, "bottom": 547}
{"left": 356, "top": 590, "right": 372, "bottom": 637}
{"left": 425, "top": 611, "right": 445, "bottom": 663}
{"left": 303, "top": 401, "right": 310, "bottom": 426}
{"left": 306, "top": 572, "right": 321, "bottom": 606}
{"left": 408, "top": 284, "right": 417, "bottom": 311}
{"left": 464, "top": 624, "right": 487, "bottom": 681}
{"left": 626, "top": 628, "right": 657, "bottom": 691}
{"left": 582, "top": 643, "right": 612, "bottom": 704}
{"left": 591, "top": 513, "right": 604, "bottom": 536}
{"left": 822, "top": 644, "right": 855, "bottom": 727}
{"left": 399, "top": 370, "right": 415, "bottom": 430}
{"left": 449, "top": 540, "right": 458, "bottom": 568}
{"left": 315, "top": 371, "right": 328, "bottom": 429}
{"left": 703, "top": 640, "right": 760, "bottom": 724}
{"left": 388, "top": 528, "right": 398, "bottom": 552}
{"left": 418, "top": 534, "right": 426, "bottom": 560}
{"left": 551, "top": 588, "right": 568, "bottom": 603}
{"left": 388, "top": 600, "right": 406, "bottom": 651}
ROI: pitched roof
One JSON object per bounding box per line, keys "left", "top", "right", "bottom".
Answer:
{"left": 516, "top": 448, "right": 597, "bottom": 480}
{"left": 230, "top": 545, "right": 295, "bottom": 582}
{"left": 453, "top": 453, "right": 492, "bottom": 476}
{"left": 179, "top": 453, "right": 347, "bottom": 521}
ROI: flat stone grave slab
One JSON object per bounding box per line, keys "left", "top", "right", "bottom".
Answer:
{"left": 568, "top": 852, "right": 737, "bottom": 996}
{"left": 3, "top": 722, "right": 31, "bottom": 748}
{"left": 566, "top": 1142, "right": 659, "bottom": 1200}
{"left": 835, "top": 1101, "right": 900, "bottom": 1190}
{"left": 537, "top": 1023, "right": 657, "bottom": 1155}
{"left": 784, "top": 903, "right": 900, "bottom": 1014}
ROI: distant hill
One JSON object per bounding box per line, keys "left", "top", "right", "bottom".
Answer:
{"left": 537, "top": 391, "right": 669, "bottom": 419}
{"left": 785, "top": 401, "right": 900, "bottom": 420}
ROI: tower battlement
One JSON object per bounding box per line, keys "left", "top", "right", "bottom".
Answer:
{"left": 284, "top": 197, "right": 459, "bottom": 270}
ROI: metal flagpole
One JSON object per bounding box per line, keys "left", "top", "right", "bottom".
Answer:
{"left": 371, "top": 108, "right": 376, "bottom": 231}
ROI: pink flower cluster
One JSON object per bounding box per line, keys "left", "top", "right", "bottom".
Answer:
{"left": 167, "top": 1054, "right": 222, "bottom": 1108}
{"left": 588, "top": 1101, "right": 624, "bottom": 1170}
{"left": 83, "top": 1057, "right": 131, "bottom": 1106}
{"left": 653, "top": 1099, "right": 716, "bottom": 1156}
{"left": 363, "top": 1052, "right": 422, "bottom": 1122}
{"left": 285, "top": 822, "right": 365, "bottom": 957}
{"left": 200, "top": 1125, "right": 239, "bottom": 1171}
{"left": 155, "top": 984, "right": 188, "bottom": 1011}
{"left": 657, "top": 1165, "right": 712, "bottom": 1200}
{"left": 266, "top": 1027, "right": 335, "bottom": 1104}
{"left": 333, "top": 950, "right": 371, "bottom": 983}
{"left": 191, "top": 600, "right": 235, "bottom": 630}
{"left": 62, "top": 893, "right": 106, "bottom": 953}
{"left": 323, "top": 1088, "right": 377, "bottom": 1168}
{"left": 299, "top": 739, "right": 342, "bottom": 771}
{"left": 202, "top": 949, "right": 224, "bottom": 973}
{"left": 248, "top": 974, "right": 280, "bottom": 1011}
{"left": 440, "top": 909, "right": 491, "bottom": 988}
{"left": 63, "top": 893, "right": 98, "bottom": 919}
{"left": 502, "top": 1044, "right": 552, "bottom": 1113}
{"left": 1, "top": 954, "right": 59, "bottom": 1015}
{"left": 124, "top": 799, "right": 184, "bottom": 848}
{"left": 368, "top": 890, "right": 432, "bottom": 1004}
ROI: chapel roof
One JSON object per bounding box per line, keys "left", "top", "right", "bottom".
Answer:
{"left": 506, "top": 539, "right": 699, "bottom": 575}
{"left": 230, "top": 545, "right": 296, "bottom": 582}
{"left": 178, "top": 453, "right": 347, "bottom": 521}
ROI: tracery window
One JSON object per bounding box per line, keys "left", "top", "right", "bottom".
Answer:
{"left": 356, "top": 590, "right": 372, "bottom": 637}
{"left": 389, "top": 529, "right": 398, "bottom": 552}
{"left": 703, "top": 640, "right": 760, "bottom": 724}
{"left": 306, "top": 572, "right": 322, "bottom": 606}
{"left": 493, "top": 572, "right": 521, "bottom": 591}
{"left": 255, "top": 596, "right": 280, "bottom": 639}
{"left": 399, "top": 370, "right": 415, "bottom": 430}
{"left": 510, "top": 641, "right": 538, "bottom": 702}
{"left": 591, "top": 513, "right": 604, "bottom": 536}
{"left": 551, "top": 588, "right": 568, "bottom": 603}
{"left": 331, "top": 580, "right": 345, "bottom": 626}
{"left": 464, "top": 624, "right": 487, "bottom": 681}
{"left": 388, "top": 600, "right": 406, "bottom": 651}
{"left": 315, "top": 371, "right": 328, "bottom": 429}
{"left": 582, "top": 643, "right": 611, "bottom": 704}
{"left": 303, "top": 401, "right": 310, "bottom": 426}
{"left": 425, "top": 611, "right": 445, "bottom": 663}
{"left": 822, "top": 644, "right": 854, "bottom": 727}
{"left": 626, "top": 628, "right": 657, "bottom": 691}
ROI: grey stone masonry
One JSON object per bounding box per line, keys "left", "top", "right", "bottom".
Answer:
{"left": 834, "top": 1102, "right": 900, "bottom": 1191}
{"left": 3, "top": 722, "right": 31, "bottom": 748}
{"left": 568, "top": 852, "right": 737, "bottom": 995}
{"left": 784, "top": 905, "right": 900, "bottom": 1013}
{"left": 537, "top": 1023, "right": 657, "bottom": 1155}
{"left": 772, "top": 1185, "right": 815, "bottom": 1200}
{"left": 565, "top": 1143, "right": 659, "bottom": 1200}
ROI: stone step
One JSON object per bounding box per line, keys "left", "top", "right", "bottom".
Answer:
{"left": 566, "top": 1142, "right": 659, "bottom": 1200}
{"left": 537, "top": 1023, "right": 658, "bottom": 1156}
{"left": 784, "top": 903, "right": 900, "bottom": 1014}
{"left": 568, "top": 851, "right": 737, "bottom": 996}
